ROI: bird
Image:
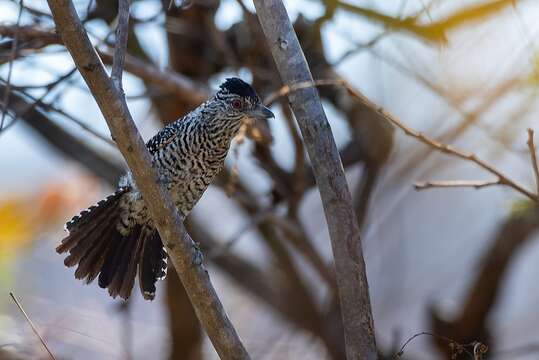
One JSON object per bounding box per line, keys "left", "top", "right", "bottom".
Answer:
{"left": 56, "top": 78, "right": 274, "bottom": 301}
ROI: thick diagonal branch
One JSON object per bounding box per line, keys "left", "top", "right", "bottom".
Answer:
{"left": 45, "top": 1, "right": 249, "bottom": 359}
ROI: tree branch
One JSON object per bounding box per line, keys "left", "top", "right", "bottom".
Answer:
{"left": 414, "top": 179, "right": 501, "bottom": 190}
{"left": 0, "top": 0, "right": 23, "bottom": 130}
{"left": 99, "top": 49, "right": 209, "bottom": 106}
{"left": 110, "top": 0, "right": 130, "bottom": 93}
{"left": 272, "top": 78, "right": 538, "bottom": 203}
{"left": 45, "top": 1, "right": 250, "bottom": 358}
{"left": 0, "top": 84, "right": 123, "bottom": 184}
{"left": 527, "top": 128, "right": 539, "bottom": 195}
{"left": 343, "top": 83, "right": 538, "bottom": 202}
{"left": 253, "top": 1, "right": 377, "bottom": 359}
{"left": 0, "top": 24, "right": 209, "bottom": 105}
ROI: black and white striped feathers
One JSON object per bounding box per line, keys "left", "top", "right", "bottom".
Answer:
{"left": 57, "top": 78, "right": 273, "bottom": 300}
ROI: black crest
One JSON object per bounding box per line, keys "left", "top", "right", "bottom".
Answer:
{"left": 219, "top": 78, "right": 257, "bottom": 99}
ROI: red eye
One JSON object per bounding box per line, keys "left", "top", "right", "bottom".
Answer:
{"left": 231, "top": 99, "right": 243, "bottom": 109}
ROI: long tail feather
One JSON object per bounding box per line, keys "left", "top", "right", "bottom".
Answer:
{"left": 106, "top": 226, "right": 141, "bottom": 298}
{"left": 74, "top": 223, "right": 118, "bottom": 283}
{"left": 57, "top": 190, "right": 125, "bottom": 254}
{"left": 110, "top": 226, "right": 145, "bottom": 299}
{"left": 98, "top": 230, "right": 131, "bottom": 291}
{"left": 139, "top": 230, "right": 168, "bottom": 300}
{"left": 57, "top": 188, "right": 168, "bottom": 300}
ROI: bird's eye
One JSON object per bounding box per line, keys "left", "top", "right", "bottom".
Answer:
{"left": 231, "top": 99, "right": 243, "bottom": 109}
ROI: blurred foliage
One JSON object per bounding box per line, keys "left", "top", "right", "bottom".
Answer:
{"left": 0, "top": 178, "right": 98, "bottom": 257}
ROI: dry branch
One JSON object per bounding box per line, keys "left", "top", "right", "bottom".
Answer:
{"left": 0, "top": 0, "right": 23, "bottom": 130}
{"left": 10, "top": 292, "right": 56, "bottom": 360}
{"left": 0, "top": 84, "right": 123, "bottom": 184}
{"left": 253, "top": 1, "right": 377, "bottom": 359}
{"left": 45, "top": 1, "right": 249, "bottom": 359}
{"left": 110, "top": 0, "right": 130, "bottom": 93}
{"left": 0, "top": 25, "right": 60, "bottom": 44}
{"left": 414, "top": 179, "right": 500, "bottom": 190}
{"left": 99, "top": 50, "right": 209, "bottom": 105}
{"left": 527, "top": 128, "right": 539, "bottom": 195}
{"left": 268, "top": 78, "right": 538, "bottom": 202}
{"left": 0, "top": 23, "right": 209, "bottom": 105}
{"left": 350, "top": 90, "right": 537, "bottom": 202}
{"left": 394, "top": 331, "right": 482, "bottom": 359}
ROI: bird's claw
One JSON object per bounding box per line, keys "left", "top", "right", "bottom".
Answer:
{"left": 191, "top": 240, "right": 204, "bottom": 266}
{"left": 157, "top": 172, "right": 173, "bottom": 186}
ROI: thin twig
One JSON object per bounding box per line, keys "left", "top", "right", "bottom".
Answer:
{"left": 0, "top": 23, "right": 209, "bottom": 104}
{"left": 264, "top": 79, "right": 348, "bottom": 105}
{"left": 0, "top": 0, "right": 24, "bottom": 131}
{"left": 9, "top": 292, "right": 56, "bottom": 360}
{"left": 39, "top": 102, "right": 116, "bottom": 147}
{"left": 0, "top": 68, "right": 77, "bottom": 131}
{"left": 333, "top": 32, "right": 389, "bottom": 66}
{"left": 0, "top": 77, "right": 115, "bottom": 147}
{"left": 98, "top": 49, "right": 208, "bottom": 105}
{"left": 343, "top": 83, "right": 539, "bottom": 202}
{"left": 111, "top": 0, "right": 130, "bottom": 93}
{"left": 414, "top": 179, "right": 501, "bottom": 190}
{"left": 267, "top": 78, "right": 539, "bottom": 202}
{"left": 394, "top": 331, "right": 476, "bottom": 359}
{"left": 527, "top": 128, "right": 539, "bottom": 195}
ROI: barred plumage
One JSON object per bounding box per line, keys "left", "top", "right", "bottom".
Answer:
{"left": 57, "top": 78, "right": 274, "bottom": 300}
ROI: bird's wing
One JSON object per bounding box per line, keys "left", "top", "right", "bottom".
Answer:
{"left": 146, "top": 124, "right": 177, "bottom": 155}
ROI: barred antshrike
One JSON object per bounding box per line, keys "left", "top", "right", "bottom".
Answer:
{"left": 57, "top": 78, "right": 274, "bottom": 300}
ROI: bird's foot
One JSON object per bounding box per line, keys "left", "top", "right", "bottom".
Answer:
{"left": 191, "top": 240, "right": 204, "bottom": 266}
{"left": 157, "top": 172, "right": 173, "bottom": 186}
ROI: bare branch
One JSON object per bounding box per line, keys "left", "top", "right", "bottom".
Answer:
{"left": 0, "top": 24, "right": 209, "bottom": 104}
{"left": 0, "top": 0, "right": 23, "bottom": 130}
{"left": 10, "top": 292, "right": 56, "bottom": 360}
{"left": 527, "top": 128, "right": 539, "bottom": 195}
{"left": 264, "top": 78, "right": 347, "bottom": 105}
{"left": 394, "top": 331, "right": 481, "bottom": 359}
{"left": 1, "top": 83, "right": 123, "bottom": 184}
{"left": 98, "top": 49, "right": 209, "bottom": 105}
{"left": 110, "top": 0, "right": 130, "bottom": 93}
{"left": 0, "top": 25, "right": 60, "bottom": 44}
{"left": 414, "top": 179, "right": 501, "bottom": 190}
{"left": 253, "top": 1, "right": 377, "bottom": 358}
{"left": 45, "top": 1, "right": 250, "bottom": 358}
{"left": 343, "top": 84, "right": 538, "bottom": 202}
{"left": 267, "top": 77, "right": 538, "bottom": 202}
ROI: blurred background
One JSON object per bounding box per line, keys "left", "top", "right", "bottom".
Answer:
{"left": 1, "top": 0, "right": 539, "bottom": 359}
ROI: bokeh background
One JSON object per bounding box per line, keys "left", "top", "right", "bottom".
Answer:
{"left": 1, "top": 0, "right": 539, "bottom": 359}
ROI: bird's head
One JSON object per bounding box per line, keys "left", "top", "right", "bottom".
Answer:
{"left": 214, "top": 78, "right": 274, "bottom": 121}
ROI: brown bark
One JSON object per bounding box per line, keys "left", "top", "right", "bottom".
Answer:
{"left": 253, "top": 1, "right": 377, "bottom": 359}
{"left": 46, "top": 1, "right": 250, "bottom": 358}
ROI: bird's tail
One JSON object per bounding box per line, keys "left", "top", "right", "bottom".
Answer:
{"left": 57, "top": 189, "right": 167, "bottom": 300}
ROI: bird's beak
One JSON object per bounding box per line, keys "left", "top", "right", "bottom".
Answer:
{"left": 247, "top": 104, "right": 275, "bottom": 120}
